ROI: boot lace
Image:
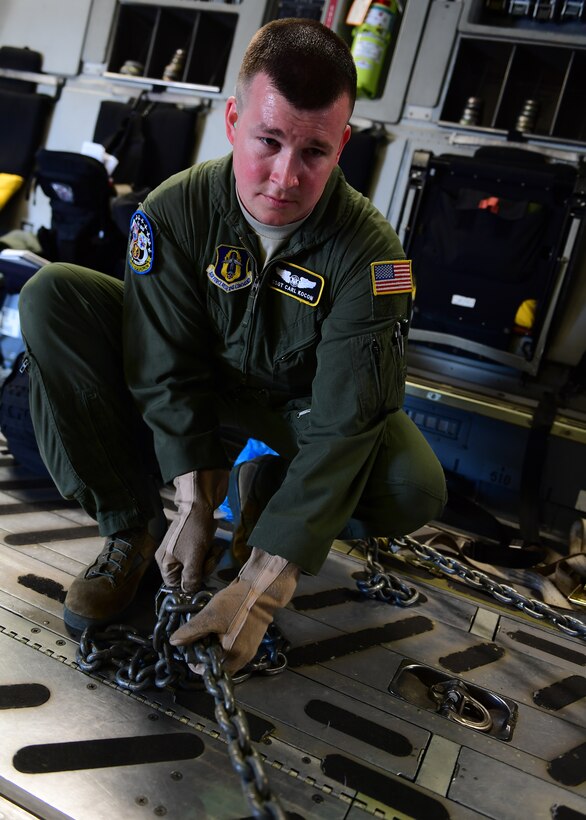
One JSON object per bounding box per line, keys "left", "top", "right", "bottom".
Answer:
{"left": 86, "top": 533, "right": 136, "bottom": 583}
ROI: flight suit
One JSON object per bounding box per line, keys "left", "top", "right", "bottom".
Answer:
{"left": 20, "top": 154, "right": 446, "bottom": 575}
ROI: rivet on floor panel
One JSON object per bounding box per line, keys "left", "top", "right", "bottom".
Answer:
{"left": 154, "top": 806, "right": 167, "bottom": 816}
{"left": 135, "top": 796, "right": 148, "bottom": 806}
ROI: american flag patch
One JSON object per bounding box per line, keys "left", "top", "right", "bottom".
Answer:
{"left": 371, "top": 259, "right": 413, "bottom": 295}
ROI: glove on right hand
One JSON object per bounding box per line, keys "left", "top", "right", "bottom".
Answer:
{"left": 170, "top": 547, "right": 300, "bottom": 674}
{"left": 155, "top": 468, "right": 229, "bottom": 593}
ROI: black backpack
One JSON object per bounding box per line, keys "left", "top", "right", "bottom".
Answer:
{"left": 34, "top": 149, "right": 127, "bottom": 276}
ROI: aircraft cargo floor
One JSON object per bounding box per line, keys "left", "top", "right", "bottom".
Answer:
{"left": 0, "top": 437, "right": 585, "bottom": 820}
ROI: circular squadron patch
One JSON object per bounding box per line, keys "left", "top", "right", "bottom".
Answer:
{"left": 128, "top": 210, "right": 154, "bottom": 274}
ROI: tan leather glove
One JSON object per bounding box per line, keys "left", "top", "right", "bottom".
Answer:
{"left": 155, "top": 469, "right": 229, "bottom": 593}
{"left": 170, "top": 547, "right": 300, "bottom": 674}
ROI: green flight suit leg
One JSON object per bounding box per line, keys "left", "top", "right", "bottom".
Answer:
{"left": 19, "top": 263, "right": 161, "bottom": 536}
{"left": 343, "top": 408, "right": 448, "bottom": 538}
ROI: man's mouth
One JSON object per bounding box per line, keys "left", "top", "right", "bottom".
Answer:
{"left": 264, "top": 193, "right": 294, "bottom": 208}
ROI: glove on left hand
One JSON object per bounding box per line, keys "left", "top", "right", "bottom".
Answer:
{"left": 170, "top": 547, "right": 300, "bottom": 674}
{"left": 155, "top": 469, "right": 229, "bottom": 593}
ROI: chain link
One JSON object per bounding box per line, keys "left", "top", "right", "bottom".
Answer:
{"left": 356, "top": 537, "right": 419, "bottom": 606}
{"left": 393, "top": 535, "right": 586, "bottom": 641}
{"left": 187, "top": 640, "right": 287, "bottom": 820}
{"left": 76, "top": 587, "right": 287, "bottom": 819}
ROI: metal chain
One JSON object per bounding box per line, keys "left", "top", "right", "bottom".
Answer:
{"left": 393, "top": 534, "right": 586, "bottom": 641}
{"left": 356, "top": 537, "right": 419, "bottom": 606}
{"left": 77, "top": 590, "right": 214, "bottom": 691}
{"left": 76, "top": 587, "right": 287, "bottom": 819}
{"left": 186, "top": 639, "right": 287, "bottom": 819}
{"left": 232, "top": 623, "right": 289, "bottom": 684}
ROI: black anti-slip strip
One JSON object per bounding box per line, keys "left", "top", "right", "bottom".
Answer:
{"left": 0, "top": 478, "right": 55, "bottom": 490}
{"left": 548, "top": 742, "right": 586, "bottom": 786}
{"left": 0, "top": 683, "right": 50, "bottom": 710}
{"left": 18, "top": 574, "right": 67, "bottom": 603}
{"left": 287, "top": 616, "right": 434, "bottom": 668}
{"left": 533, "top": 675, "right": 586, "bottom": 711}
{"left": 174, "top": 690, "right": 275, "bottom": 742}
{"left": 508, "top": 630, "right": 586, "bottom": 666}
{"left": 322, "top": 754, "right": 449, "bottom": 819}
{"left": 240, "top": 815, "right": 304, "bottom": 820}
{"left": 5, "top": 525, "right": 99, "bottom": 545}
{"left": 0, "top": 499, "right": 77, "bottom": 515}
{"left": 439, "top": 642, "right": 505, "bottom": 673}
{"left": 305, "top": 699, "right": 412, "bottom": 757}
{"left": 553, "top": 806, "right": 586, "bottom": 820}
{"left": 292, "top": 588, "right": 363, "bottom": 610}
{"left": 13, "top": 732, "right": 204, "bottom": 773}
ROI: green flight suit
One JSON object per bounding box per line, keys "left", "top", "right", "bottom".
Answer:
{"left": 20, "top": 154, "right": 446, "bottom": 574}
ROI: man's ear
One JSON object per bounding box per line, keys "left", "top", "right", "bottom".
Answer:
{"left": 225, "top": 97, "right": 238, "bottom": 146}
{"left": 336, "top": 124, "right": 352, "bottom": 163}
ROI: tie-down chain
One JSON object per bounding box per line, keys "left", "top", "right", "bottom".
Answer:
{"left": 76, "top": 588, "right": 287, "bottom": 820}
{"left": 74, "top": 533, "right": 585, "bottom": 815}
{"left": 358, "top": 534, "right": 586, "bottom": 641}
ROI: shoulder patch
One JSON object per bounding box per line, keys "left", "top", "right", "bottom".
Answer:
{"left": 269, "top": 263, "right": 324, "bottom": 307}
{"left": 371, "top": 259, "right": 412, "bottom": 296}
{"left": 128, "top": 211, "right": 154, "bottom": 274}
{"left": 207, "top": 245, "right": 252, "bottom": 292}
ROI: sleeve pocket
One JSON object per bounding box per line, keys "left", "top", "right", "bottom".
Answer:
{"left": 351, "top": 326, "right": 405, "bottom": 422}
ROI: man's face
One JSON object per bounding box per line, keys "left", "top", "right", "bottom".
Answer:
{"left": 225, "top": 72, "right": 352, "bottom": 226}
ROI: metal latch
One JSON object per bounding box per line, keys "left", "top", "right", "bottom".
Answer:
{"left": 430, "top": 679, "right": 493, "bottom": 732}
{"left": 389, "top": 660, "right": 517, "bottom": 740}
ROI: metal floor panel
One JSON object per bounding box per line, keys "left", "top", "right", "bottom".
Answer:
{"left": 0, "top": 440, "right": 585, "bottom": 820}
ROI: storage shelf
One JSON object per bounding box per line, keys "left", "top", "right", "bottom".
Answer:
{"left": 462, "top": 0, "right": 586, "bottom": 44}
{"left": 440, "top": 35, "right": 586, "bottom": 144}
{"left": 102, "top": 71, "right": 221, "bottom": 95}
{"left": 106, "top": 1, "right": 242, "bottom": 94}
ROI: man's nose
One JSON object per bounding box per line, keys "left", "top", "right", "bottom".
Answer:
{"left": 270, "top": 153, "right": 300, "bottom": 189}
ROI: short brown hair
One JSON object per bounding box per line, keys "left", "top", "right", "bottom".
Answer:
{"left": 237, "top": 18, "right": 356, "bottom": 114}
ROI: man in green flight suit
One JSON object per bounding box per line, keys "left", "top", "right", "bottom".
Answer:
{"left": 19, "top": 18, "right": 446, "bottom": 672}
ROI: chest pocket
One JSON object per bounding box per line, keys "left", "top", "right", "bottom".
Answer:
{"left": 268, "top": 288, "right": 323, "bottom": 389}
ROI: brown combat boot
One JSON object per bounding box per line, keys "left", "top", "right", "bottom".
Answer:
{"left": 63, "top": 528, "right": 159, "bottom": 635}
{"left": 227, "top": 455, "right": 289, "bottom": 565}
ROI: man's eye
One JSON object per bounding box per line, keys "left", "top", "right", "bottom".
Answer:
{"left": 261, "top": 137, "right": 279, "bottom": 148}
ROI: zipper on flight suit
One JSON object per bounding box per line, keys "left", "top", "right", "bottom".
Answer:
{"left": 241, "top": 274, "right": 261, "bottom": 328}
{"left": 393, "top": 320, "right": 407, "bottom": 399}
{"left": 238, "top": 240, "right": 263, "bottom": 380}
{"left": 239, "top": 250, "right": 302, "bottom": 380}
{"left": 371, "top": 321, "right": 406, "bottom": 406}
{"left": 371, "top": 336, "right": 382, "bottom": 398}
